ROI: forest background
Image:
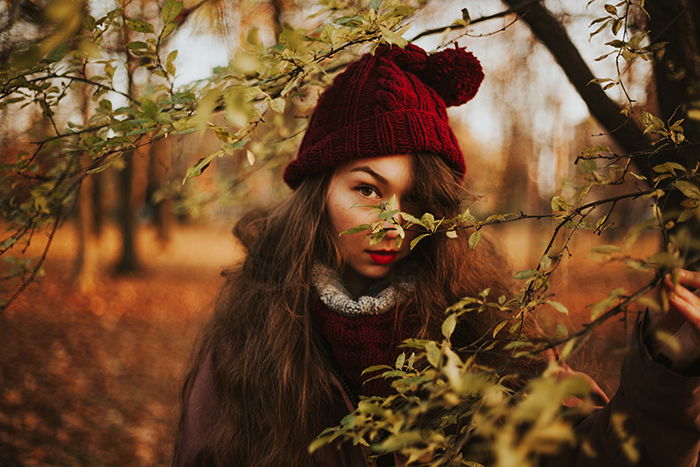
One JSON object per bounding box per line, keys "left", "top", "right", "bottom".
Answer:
{"left": 0, "top": 0, "right": 698, "bottom": 465}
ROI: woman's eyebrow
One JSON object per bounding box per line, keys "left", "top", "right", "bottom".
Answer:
{"left": 349, "top": 166, "right": 388, "bottom": 185}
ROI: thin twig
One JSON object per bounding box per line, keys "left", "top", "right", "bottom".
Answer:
{"left": 1, "top": 205, "right": 63, "bottom": 311}
{"left": 410, "top": 0, "right": 539, "bottom": 42}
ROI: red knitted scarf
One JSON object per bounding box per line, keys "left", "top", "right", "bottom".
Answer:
{"left": 311, "top": 297, "right": 417, "bottom": 397}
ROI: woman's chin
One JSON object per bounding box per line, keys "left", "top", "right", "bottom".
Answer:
{"left": 342, "top": 263, "right": 392, "bottom": 286}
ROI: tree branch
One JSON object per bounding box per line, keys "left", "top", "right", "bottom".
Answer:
{"left": 409, "top": 0, "right": 539, "bottom": 42}
{"left": 500, "top": 0, "right": 655, "bottom": 182}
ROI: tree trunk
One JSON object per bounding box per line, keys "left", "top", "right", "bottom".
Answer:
{"left": 647, "top": 0, "right": 700, "bottom": 160}
{"left": 74, "top": 84, "right": 99, "bottom": 291}
{"left": 115, "top": 148, "right": 140, "bottom": 273}
{"left": 115, "top": 4, "right": 142, "bottom": 274}
{"left": 92, "top": 171, "right": 104, "bottom": 237}
{"left": 147, "top": 137, "right": 174, "bottom": 245}
{"left": 75, "top": 166, "right": 99, "bottom": 291}
{"left": 647, "top": 0, "right": 700, "bottom": 259}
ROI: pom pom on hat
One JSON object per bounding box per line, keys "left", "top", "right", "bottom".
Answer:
{"left": 423, "top": 45, "right": 483, "bottom": 107}
{"left": 382, "top": 43, "right": 484, "bottom": 107}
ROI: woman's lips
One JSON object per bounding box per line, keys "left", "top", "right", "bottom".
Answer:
{"left": 368, "top": 250, "right": 398, "bottom": 265}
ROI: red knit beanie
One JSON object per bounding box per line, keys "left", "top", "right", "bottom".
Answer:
{"left": 283, "top": 43, "right": 484, "bottom": 189}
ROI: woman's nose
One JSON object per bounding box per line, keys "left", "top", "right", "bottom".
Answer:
{"left": 382, "top": 223, "right": 401, "bottom": 239}
{"left": 379, "top": 211, "right": 402, "bottom": 239}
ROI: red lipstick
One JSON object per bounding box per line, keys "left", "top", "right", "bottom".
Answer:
{"left": 368, "top": 250, "right": 398, "bottom": 265}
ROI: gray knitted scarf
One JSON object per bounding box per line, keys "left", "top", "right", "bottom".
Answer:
{"left": 311, "top": 263, "right": 413, "bottom": 317}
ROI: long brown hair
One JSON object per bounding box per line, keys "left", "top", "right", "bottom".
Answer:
{"left": 176, "top": 153, "right": 521, "bottom": 466}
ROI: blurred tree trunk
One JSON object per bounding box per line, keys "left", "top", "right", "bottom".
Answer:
{"left": 501, "top": 125, "right": 537, "bottom": 213}
{"left": 147, "top": 137, "right": 173, "bottom": 245}
{"left": 74, "top": 85, "right": 99, "bottom": 292}
{"left": 92, "top": 171, "right": 104, "bottom": 237}
{"left": 115, "top": 5, "right": 142, "bottom": 274}
{"left": 648, "top": 0, "right": 700, "bottom": 146}
{"left": 647, "top": 0, "right": 700, "bottom": 256}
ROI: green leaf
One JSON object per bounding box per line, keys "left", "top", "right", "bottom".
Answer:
{"left": 539, "top": 254, "right": 552, "bottom": 270}
{"left": 642, "top": 111, "right": 666, "bottom": 135}
{"left": 589, "top": 19, "right": 610, "bottom": 38}
{"left": 141, "top": 98, "right": 158, "bottom": 118}
{"left": 340, "top": 224, "right": 370, "bottom": 235}
{"left": 492, "top": 319, "right": 508, "bottom": 338}
{"left": 544, "top": 300, "right": 569, "bottom": 315}
{"left": 125, "top": 18, "right": 155, "bottom": 34}
{"left": 589, "top": 288, "right": 625, "bottom": 320}
{"left": 677, "top": 209, "right": 696, "bottom": 223}
{"left": 378, "top": 209, "right": 400, "bottom": 221}
{"left": 611, "top": 18, "right": 623, "bottom": 35}
{"left": 592, "top": 244, "right": 621, "bottom": 254}
{"left": 604, "top": 4, "right": 617, "bottom": 15}
{"left": 560, "top": 338, "right": 577, "bottom": 360}
{"left": 674, "top": 180, "right": 700, "bottom": 199}
{"left": 162, "top": 0, "right": 183, "bottom": 23}
{"left": 588, "top": 77, "right": 614, "bottom": 85}
{"left": 361, "top": 364, "right": 391, "bottom": 375}
{"left": 513, "top": 269, "right": 535, "bottom": 280}
{"left": 409, "top": 233, "right": 430, "bottom": 250}
{"left": 460, "top": 208, "right": 477, "bottom": 224}
{"left": 400, "top": 212, "right": 422, "bottom": 225}
{"left": 183, "top": 149, "right": 224, "bottom": 182}
{"left": 425, "top": 342, "right": 441, "bottom": 367}
{"left": 166, "top": 50, "right": 178, "bottom": 76}
{"left": 309, "top": 435, "right": 336, "bottom": 454}
{"left": 335, "top": 16, "right": 363, "bottom": 26}
{"left": 446, "top": 296, "right": 479, "bottom": 313}
{"left": 370, "top": 0, "right": 384, "bottom": 11}
{"left": 468, "top": 231, "right": 481, "bottom": 249}
{"left": 606, "top": 39, "right": 626, "bottom": 48}
{"left": 380, "top": 26, "right": 408, "bottom": 47}
{"left": 269, "top": 97, "right": 286, "bottom": 114}
{"left": 485, "top": 214, "right": 506, "bottom": 223}
{"left": 127, "top": 41, "right": 148, "bottom": 50}
{"left": 160, "top": 22, "right": 176, "bottom": 40}
{"left": 395, "top": 353, "right": 405, "bottom": 369}
{"left": 652, "top": 162, "right": 686, "bottom": 174}
{"left": 441, "top": 314, "right": 457, "bottom": 340}
{"left": 550, "top": 195, "right": 571, "bottom": 212}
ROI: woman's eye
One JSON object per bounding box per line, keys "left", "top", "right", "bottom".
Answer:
{"left": 357, "top": 185, "right": 380, "bottom": 198}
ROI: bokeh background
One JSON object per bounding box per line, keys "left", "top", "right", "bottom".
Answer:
{"left": 0, "top": 0, "right": 686, "bottom": 464}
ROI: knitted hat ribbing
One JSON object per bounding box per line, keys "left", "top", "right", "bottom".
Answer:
{"left": 283, "top": 43, "right": 484, "bottom": 189}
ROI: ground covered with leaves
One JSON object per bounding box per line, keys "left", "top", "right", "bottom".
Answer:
{"left": 0, "top": 224, "right": 652, "bottom": 465}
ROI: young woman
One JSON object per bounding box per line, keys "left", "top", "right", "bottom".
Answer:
{"left": 173, "top": 43, "right": 700, "bottom": 466}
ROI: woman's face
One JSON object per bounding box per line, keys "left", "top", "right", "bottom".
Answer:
{"left": 326, "top": 154, "right": 416, "bottom": 295}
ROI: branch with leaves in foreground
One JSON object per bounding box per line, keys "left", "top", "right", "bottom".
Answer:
{"left": 320, "top": 140, "right": 698, "bottom": 465}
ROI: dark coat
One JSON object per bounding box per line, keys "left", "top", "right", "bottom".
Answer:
{"left": 172, "top": 323, "right": 700, "bottom": 467}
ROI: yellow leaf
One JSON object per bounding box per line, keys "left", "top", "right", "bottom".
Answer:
{"left": 442, "top": 313, "right": 457, "bottom": 340}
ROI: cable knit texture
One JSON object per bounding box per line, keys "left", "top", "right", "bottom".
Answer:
{"left": 283, "top": 43, "right": 484, "bottom": 188}
{"left": 311, "top": 264, "right": 417, "bottom": 396}
{"left": 312, "top": 263, "right": 411, "bottom": 316}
